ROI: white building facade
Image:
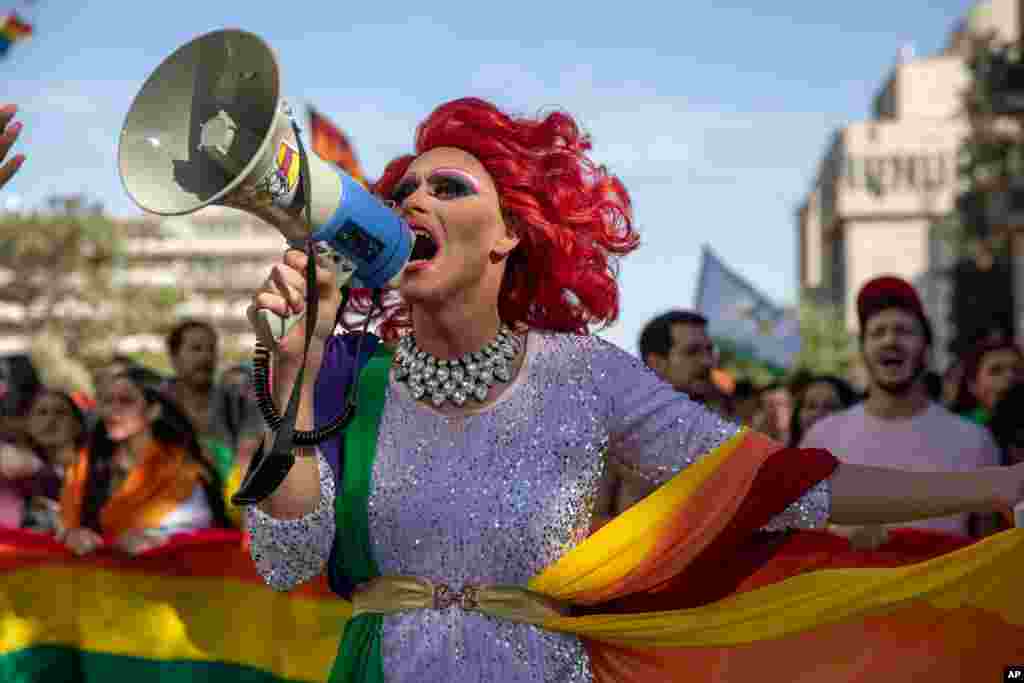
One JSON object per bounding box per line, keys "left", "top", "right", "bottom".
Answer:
{"left": 798, "top": 0, "right": 1023, "bottom": 371}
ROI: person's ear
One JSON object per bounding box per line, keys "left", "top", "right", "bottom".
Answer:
{"left": 491, "top": 212, "right": 522, "bottom": 262}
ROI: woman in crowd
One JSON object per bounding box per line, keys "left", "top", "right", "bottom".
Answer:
{"left": 21, "top": 389, "right": 87, "bottom": 532}
{"left": 0, "top": 389, "right": 85, "bottom": 531}
{"left": 241, "top": 97, "right": 1024, "bottom": 681}
{"left": 59, "top": 366, "right": 231, "bottom": 556}
{"left": 952, "top": 340, "right": 1024, "bottom": 426}
{"left": 787, "top": 375, "right": 859, "bottom": 448}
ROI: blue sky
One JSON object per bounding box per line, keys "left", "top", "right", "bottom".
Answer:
{"left": 3, "top": 0, "right": 971, "bottom": 354}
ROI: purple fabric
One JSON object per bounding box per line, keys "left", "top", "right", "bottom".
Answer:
{"left": 312, "top": 333, "right": 380, "bottom": 482}
{"left": 2, "top": 467, "right": 61, "bottom": 500}
{"left": 0, "top": 465, "right": 61, "bottom": 529}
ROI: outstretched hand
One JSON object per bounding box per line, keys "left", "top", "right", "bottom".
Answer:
{"left": 0, "top": 104, "right": 25, "bottom": 190}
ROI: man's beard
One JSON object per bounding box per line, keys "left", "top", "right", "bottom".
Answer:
{"left": 868, "top": 351, "right": 927, "bottom": 396}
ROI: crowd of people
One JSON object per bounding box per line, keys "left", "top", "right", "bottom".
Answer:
{"left": 1, "top": 105, "right": 270, "bottom": 550}
{"left": 614, "top": 275, "right": 1023, "bottom": 547}
{"left": 0, "top": 319, "right": 261, "bottom": 553}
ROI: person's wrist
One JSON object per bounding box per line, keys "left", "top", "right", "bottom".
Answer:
{"left": 976, "top": 467, "right": 1012, "bottom": 514}
{"left": 274, "top": 340, "right": 326, "bottom": 376}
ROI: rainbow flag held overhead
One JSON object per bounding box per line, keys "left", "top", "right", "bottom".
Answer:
{"left": 0, "top": 527, "right": 347, "bottom": 682}
{"left": 0, "top": 12, "right": 32, "bottom": 58}
{"left": 308, "top": 106, "right": 368, "bottom": 187}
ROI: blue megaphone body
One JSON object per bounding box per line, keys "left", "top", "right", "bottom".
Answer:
{"left": 309, "top": 169, "right": 413, "bottom": 290}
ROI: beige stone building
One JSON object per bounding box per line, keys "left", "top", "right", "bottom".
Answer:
{"left": 0, "top": 205, "right": 287, "bottom": 360}
{"left": 116, "top": 206, "right": 287, "bottom": 357}
{"left": 798, "top": 0, "right": 1023, "bottom": 372}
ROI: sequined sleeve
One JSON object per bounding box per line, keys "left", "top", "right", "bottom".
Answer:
{"left": 589, "top": 337, "right": 830, "bottom": 530}
{"left": 590, "top": 337, "right": 741, "bottom": 483}
{"left": 244, "top": 452, "right": 336, "bottom": 591}
{"left": 760, "top": 476, "right": 831, "bottom": 530}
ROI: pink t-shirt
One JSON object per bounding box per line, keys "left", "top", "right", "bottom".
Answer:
{"left": 800, "top": 402, "right": 1002, "bottom": 536}
{"left": 0, "top": 482, "right": 23, "bottom": 528}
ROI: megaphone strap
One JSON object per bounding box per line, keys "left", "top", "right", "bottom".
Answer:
{"left": 264, "top": 120, "right": 318, "bottom": 456}
{"left": 232, "top": 235, "right": 320, "bottom": 506}
{"left": 233, "top": 120, "right": 384, "bottom": 506}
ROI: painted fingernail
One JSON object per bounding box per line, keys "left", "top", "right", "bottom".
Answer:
{"left": 8, "top": 122, "right": 21, "bottom": 135}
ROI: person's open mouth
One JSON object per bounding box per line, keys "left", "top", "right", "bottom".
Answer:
{"left": 406, "top": 223, "right": 442, "bottom": 271}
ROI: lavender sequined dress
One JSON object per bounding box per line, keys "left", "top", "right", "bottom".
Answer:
{"left": 247, "top": 333, "right": 831, "bottom": 683}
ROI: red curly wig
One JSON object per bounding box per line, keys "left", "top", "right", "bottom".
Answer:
{"left": 344, "top": 97, "right": 639, "bottom": 341}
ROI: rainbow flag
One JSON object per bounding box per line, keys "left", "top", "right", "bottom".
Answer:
{"left": 528, "top": 430, "right": 1024, "bottom": 681}
{"left": 321, "top": 349, "right": 1024, "bottom": 683}
{"left": 0, "top": 527, "right": 348, "bottom": 682}
{"left": 308, "top": 107, "right": 368, "bottom": 187}
{"left": 0, "top": 13, "right": 32, "bottom": 58}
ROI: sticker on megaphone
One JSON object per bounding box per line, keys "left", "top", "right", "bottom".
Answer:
{"left": 255, "top": 243, "right": 355, "bottom": 345}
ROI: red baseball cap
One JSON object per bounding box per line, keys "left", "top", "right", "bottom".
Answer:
{"left": 856, "top": 275, "right": 933, "bottom": 343}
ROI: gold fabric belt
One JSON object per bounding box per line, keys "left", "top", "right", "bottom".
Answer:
{"left": 350, "top": 576, "right": 572, "bottom": 625}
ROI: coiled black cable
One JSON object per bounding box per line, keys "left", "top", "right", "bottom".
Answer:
{"left": 250, "top": 286, "right": 382, "bottom": 446}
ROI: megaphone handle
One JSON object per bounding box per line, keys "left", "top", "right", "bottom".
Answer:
{"left": 257, "top": 309, "right": 303, "bottom": 344}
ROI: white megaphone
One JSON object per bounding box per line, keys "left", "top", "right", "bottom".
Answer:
{"left": 118, "top": 28, "right": 413, "bottom": 343}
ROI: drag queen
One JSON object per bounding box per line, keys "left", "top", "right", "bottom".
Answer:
{"left": 244, "top": 98, "right": 1024, "bottom": 682}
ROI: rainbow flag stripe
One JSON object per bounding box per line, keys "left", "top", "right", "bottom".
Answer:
{"left": 1, "top": 13, "right": 32, "bottom": 39}
{"left": 0, "top": 13, "right": 32, "bottom": 56}
{"left": 0, "top": 528, "right": 346, "bottom": 683}
{"left": 526, "top": 430, "right": 1024, "bottom": 682}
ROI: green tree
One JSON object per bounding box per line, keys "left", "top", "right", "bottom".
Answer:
{"left": 941, "top": 31, "right": 1024, "bottom": 350}
{"left": 0, "top": 194, "right": 183, "bottom": 370}
{"left": 713, "top": 298, "right": 855, "bottom": 387}
{"left": 791, "top": 297, "right": 858, "bottom": 379}
{"left": 714, "top": 338, "right": 783, "bottom": 386}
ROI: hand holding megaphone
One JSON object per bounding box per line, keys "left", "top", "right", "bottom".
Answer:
{"left": 247, "top": 248, "right": 344, "bottom": 360}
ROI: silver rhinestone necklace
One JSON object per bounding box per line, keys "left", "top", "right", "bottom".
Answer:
{"left": 393, "top": 324, "right": 522, "bottom": 407}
